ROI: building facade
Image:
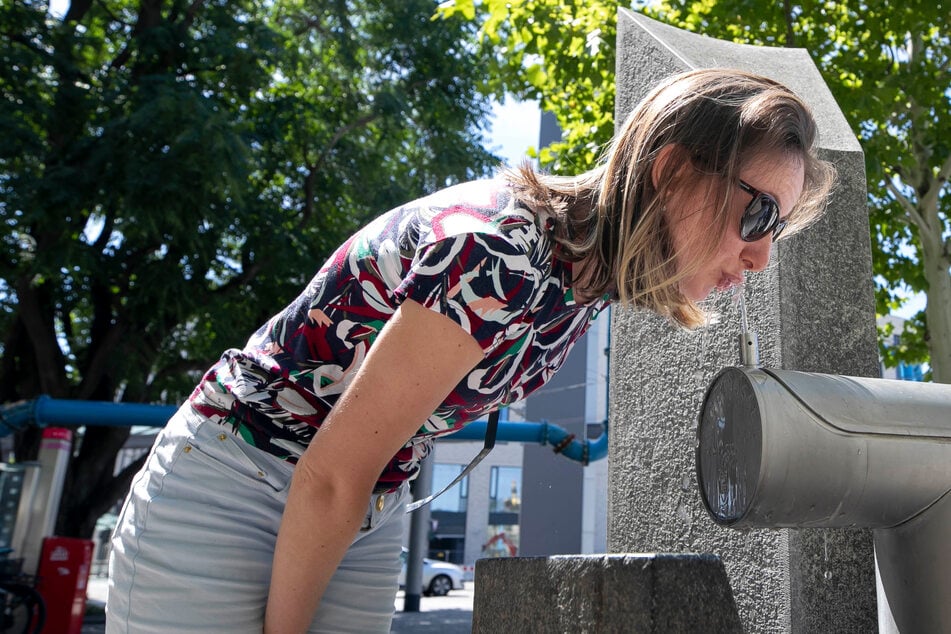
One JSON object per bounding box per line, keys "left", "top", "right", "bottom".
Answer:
{"left": 412, "top": 307, "right": 612, "bottom": 573}
{"left": 878, "top": 314, "right": 926, "bottom": 381}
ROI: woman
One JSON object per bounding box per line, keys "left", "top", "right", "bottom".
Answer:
{"left": 107, "top": 68, "right": 834, "bottom": 633}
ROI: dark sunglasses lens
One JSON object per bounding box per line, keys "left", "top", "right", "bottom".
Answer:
{"left": 740, "top": 195, "right": 779, "bottom": 242}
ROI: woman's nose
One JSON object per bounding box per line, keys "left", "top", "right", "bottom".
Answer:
{"left": 742, "top": 238, "right": 773, "bottom": 271}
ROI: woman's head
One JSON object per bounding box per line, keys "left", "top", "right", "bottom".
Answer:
{"left": 663, "top": 145, "right": 805, "bottom": 304}
{"left": 603, "top": 68, "right": 835, "bottom": 326}
{"left": 510, "top": 68, "right": 835, "bottom": 328}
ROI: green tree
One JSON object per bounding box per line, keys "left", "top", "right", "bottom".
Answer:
{"left": 438, "top": 0, "right": 618, "bottom": 172}
{"left": 0, "top": 0, "right": 497, "bottom": 538}
{"left": 438, "top": 0, "right": 950, "bottom": 382}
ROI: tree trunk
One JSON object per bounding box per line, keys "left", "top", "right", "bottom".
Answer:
{"left": 915, "top": 145, "right": 951, "bottom": 385}
{"left": 921, "top": 237, "right": 951, "bottom": 383}
{"left": 58, "top": 426, "right": 142, "bottom": 538}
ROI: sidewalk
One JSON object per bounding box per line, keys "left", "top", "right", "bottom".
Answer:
{"left": 83, "top": 578, "right": 473, "bottom": 633}
{"left": 391, "top": 589, "right": 473, "bottom": 633}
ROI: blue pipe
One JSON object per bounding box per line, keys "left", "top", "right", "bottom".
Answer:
{"left": 447, "top": 420, "right": 607, "bottom": 464}
{"left": 0, "top": 396, "right": 608, "bottom": 464}
{"left": 0, "top": 395, "right": 178, "bottom": 432}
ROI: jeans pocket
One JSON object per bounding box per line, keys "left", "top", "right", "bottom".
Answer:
{"left": 186, "top": 424, "right": 292, "bottom": 494}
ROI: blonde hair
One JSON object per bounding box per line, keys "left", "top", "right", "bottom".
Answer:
{"left": 506, "top": 68, "right": 836, "bottom": 329}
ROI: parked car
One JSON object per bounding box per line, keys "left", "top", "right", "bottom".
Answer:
{"left": 398, "top": 547, "right": 465, "bottom": 596}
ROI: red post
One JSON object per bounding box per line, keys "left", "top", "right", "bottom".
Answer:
{"left": 34, "top": 537, "right": 94, "bottom": 634}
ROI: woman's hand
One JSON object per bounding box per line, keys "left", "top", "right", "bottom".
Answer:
{"left": 264, "top": 298, "right": 483, "bottom": 633}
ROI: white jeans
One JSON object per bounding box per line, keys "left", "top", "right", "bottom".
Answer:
{"left": 107, "top": 404, "right": 410, "bottom": 633}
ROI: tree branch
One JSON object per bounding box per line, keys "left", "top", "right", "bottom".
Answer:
{"left": 293, "top": 111, "right": 381, "bottom": 232}
{"left": 184, "top": 0, "right": 205, "bottom": 29}
{"left": 212, "top": 259, "right": 264, "bottom": 296}
{"left": 294, "top": 15, "right": 333, "bottom": 39}
{"left": 146, "top": 357, "right": 208, "bottom": 388}
{"left": 94, "top": 0, "right": 135, "bottom": 28}
{"left": 79, "top": 320, "right": 128, "bottom": 400}
{"left": 3, "top": 31, "right": 55, "bottom": 63}
{"left": 314, "top": 112, "right": 380, "bottom": 173}
{"left": 921, "top": 152, "right": 951, "bottom": 213}
{"left": 13, "top": 278, "right": 68, "bottom": 396}
{"left": 782, "top": 0, "right": 796, "bottom": 48}
{"left": 110, "top": 0, "right": 164, "bottom": 71}
{"left": 884, "top": 175, "right": 926, "bottom": 229}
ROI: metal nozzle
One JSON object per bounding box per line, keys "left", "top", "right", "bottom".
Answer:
{"left": 738, "top": 331, "right": 759, "bottom": 367}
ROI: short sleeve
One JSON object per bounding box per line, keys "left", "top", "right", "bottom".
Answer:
{"left": 393, "top": 231, "right": 541, "bottom": 356}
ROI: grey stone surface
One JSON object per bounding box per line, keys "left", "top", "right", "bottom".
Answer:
{"left": 608, "top": 10, "right": 878, "bottom": 634}
{"left": 472, "top": 554, "right": 741, "bottom": 633}
{"left": 615, "top": 12, "right": 859, "bottom": 153}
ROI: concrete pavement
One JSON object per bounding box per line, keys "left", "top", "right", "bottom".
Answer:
{"left": 391, "top": 588, "right": 473, "bottom": 633}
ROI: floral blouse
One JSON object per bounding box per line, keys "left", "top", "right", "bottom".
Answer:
{"left": 189, "top": 178, "right": 609, "bottom": 491}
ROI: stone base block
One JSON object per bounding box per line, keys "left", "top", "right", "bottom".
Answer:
{"left": 472, "top": 553, "right": 741, "bottom": 633}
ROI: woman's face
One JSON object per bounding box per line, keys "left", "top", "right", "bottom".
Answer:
{"left": 668, "top": 151, "right": 805, "bottom": 302}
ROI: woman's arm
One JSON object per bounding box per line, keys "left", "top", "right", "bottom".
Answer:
{"left": 264, "top": 298, "right": 484, "bottom": 634}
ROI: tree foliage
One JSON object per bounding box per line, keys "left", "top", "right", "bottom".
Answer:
{"left": 437, "top": 0, "right": 618, "bottom": 171}
{"left": 438, "top": 0, "right": 951, "bottom": 382}
{"left": 0, "top": 0, "right": 498, "bottom": 537}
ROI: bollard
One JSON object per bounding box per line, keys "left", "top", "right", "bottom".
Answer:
{"left": 472, "top": 554, "right": 742, "bottom": 633}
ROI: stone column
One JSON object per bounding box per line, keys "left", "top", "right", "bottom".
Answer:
{"left": 608, "top": 10, "right": 878, "bottom": 634}
{"left": 473, "top": 554, "right": 742, "bottom": 633}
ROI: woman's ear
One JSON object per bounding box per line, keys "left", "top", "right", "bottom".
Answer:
{"left": 651, "top": 144, "right": 685, "bottom": 191}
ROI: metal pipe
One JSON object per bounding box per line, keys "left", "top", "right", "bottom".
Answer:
{"left": 696, "top": 365, "right": 951, "bottom": 634}
{"left": 404, "top": 454, "right": 433, "bottom": 611}
{"left": 448, "top": 420, "right": 608, "bottom": 464}
{"left": 0, "top": 395, "right": 178, "bottom": 432}
{"left": 0, "top": 397, "right": 608, "bottom": 464}
{"left": 697, "top": 367, "right": 951, "bottom": 528}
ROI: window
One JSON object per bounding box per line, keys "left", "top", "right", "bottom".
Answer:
{"left": 431, "top": 463, "right": 467, "bottom": 512}
{"left": 489, "top": 466, "right": 521, "bottom": 514}
{"left": 484, "top": 466, "right": 521, "bottom": 558}
{"left": 430, "top": 463, "right": 468, "bottom": 564}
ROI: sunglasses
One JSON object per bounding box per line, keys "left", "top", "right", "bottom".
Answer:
{"left": 737, "top": 180, "right": 787, "bottom": 242}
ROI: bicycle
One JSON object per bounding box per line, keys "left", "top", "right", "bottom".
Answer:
{"left": 0, "top": 550, "right": 45, "bottom": 634}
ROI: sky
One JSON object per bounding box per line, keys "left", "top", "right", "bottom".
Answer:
{"left": 485, "top": 98, "right": 542, "bottom": 167}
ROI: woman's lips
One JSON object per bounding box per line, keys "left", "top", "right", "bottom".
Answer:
{"left": 716, "top": 273, "right": 745, "bottom": 292}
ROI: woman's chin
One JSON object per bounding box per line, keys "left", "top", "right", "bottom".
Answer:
{"left": 682, "top": 284, "right": 714, "bottom": 303}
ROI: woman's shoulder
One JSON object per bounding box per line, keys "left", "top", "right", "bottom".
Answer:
{"left": 414, "top": 177, "right": 544, "bottom": 253}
